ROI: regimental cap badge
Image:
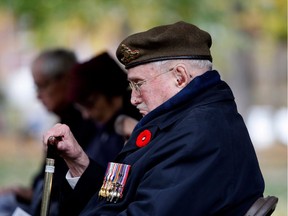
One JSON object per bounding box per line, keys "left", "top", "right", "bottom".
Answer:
{"left": 120, "top": 44, "right": 140, "bottom": 64}
{"left": 99, "top": 162, "right": 131, "bottom": 203}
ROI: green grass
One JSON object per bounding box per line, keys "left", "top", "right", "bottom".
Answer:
{"left": 0, "top": 157, "right": 41, "bottom": 187}
{"left": 0, "top": 135, "right": 43, "bottom": 188}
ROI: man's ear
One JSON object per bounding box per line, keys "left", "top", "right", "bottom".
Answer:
{"left": 173, "top": 64, "right": 190, "bottom": 87}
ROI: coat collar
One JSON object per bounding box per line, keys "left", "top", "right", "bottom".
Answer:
{"left": 135, "top": 70, "right": 221, "bottom": 130}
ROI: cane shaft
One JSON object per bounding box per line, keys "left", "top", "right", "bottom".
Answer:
{"left": 41, "top": 158, "right": 55, "bottom": 216}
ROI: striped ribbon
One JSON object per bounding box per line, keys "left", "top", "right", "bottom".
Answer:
{"left": 99, "top": 162, "right": 131, "bottom": 203}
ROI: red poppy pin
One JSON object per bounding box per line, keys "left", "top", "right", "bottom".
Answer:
{"left": 136, "top": 129, "right": 152, "bottom": 148}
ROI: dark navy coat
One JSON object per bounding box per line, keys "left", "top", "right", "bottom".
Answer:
{"left": 60, "top": 71, "right": 264, "bottom": 216}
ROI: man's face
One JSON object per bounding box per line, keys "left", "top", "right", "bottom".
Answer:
{"left": 127, "top": 63, "right": 177, "bottom": 116}
{"left": 32, "top": 60, "right": 69, "bottom": 114}
{"left": 76, "top": 93, "right": 113, "bottom": 124}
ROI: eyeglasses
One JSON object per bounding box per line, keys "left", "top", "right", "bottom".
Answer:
{"left": 128, "top": 67, "right": 174, "bottom": 96}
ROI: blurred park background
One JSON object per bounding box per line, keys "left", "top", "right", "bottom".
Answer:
{"left": 0, "top": 0, "right": 287, "bottom": 215}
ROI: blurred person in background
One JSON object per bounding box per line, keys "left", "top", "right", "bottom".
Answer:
{"left": 0, "top": 48, "right": 96, "bottom": 215}
{"left": 30, "top": 50, "right": 140, "bottom": 215}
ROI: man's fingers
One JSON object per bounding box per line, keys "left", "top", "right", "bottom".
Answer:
{"left": 48, "top": 136, "right": 63, "bottom": 145}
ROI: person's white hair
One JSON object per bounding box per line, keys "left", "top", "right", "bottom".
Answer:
{"left": 153, "top": 59, "right": 212, "bottom": 74}
{"left": 32, "top": 48, "right": 77, "bottom": 79}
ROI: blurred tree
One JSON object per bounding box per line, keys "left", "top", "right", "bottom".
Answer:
{"left": 230, "top": 0, "right": 286, "bottom": 41}
{"left": 0, "top": 0, "right": 286, "bottom": 115}
{"left": 0, "top": 0, "right": 285, "bottom": 47}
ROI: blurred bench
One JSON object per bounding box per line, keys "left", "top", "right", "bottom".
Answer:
{"left": 244, "top": 196, "right": 279, "bottom": 216}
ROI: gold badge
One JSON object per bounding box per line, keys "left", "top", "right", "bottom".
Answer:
{"left": 120, "top": 44, "right": 140, "bottom": 64}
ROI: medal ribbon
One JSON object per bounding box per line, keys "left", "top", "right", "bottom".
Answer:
{"left": 99, "top": 162, "right": 131, "bottom": 203}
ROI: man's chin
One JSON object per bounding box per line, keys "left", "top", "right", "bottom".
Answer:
{"left": 139, "top": 110, "right": 147, "bottom": 116}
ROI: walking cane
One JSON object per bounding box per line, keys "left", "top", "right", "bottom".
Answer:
{"left": 40, "top": 136, "right": 58, "bottom": 216}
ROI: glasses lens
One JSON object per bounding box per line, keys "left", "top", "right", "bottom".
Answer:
{"left": 129, "top": 81, "right": 142, "bottom": 95}
{"left": 128, "top": 82, "right": 133, "bottom": 91}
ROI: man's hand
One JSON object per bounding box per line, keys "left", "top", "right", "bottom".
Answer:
{"left": 43, "top": 123, "right": 89, "bottom": 177}
{"left": 115, "top": 115, "right": 138, "bottom": 140}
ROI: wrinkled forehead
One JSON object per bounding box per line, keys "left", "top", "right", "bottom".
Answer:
{"left": 127, "top": 61, "right": 165, "bottom": 81}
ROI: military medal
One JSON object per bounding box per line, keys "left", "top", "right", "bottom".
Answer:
{"left": 99, "top": 162, "right": 131, "bottom": 203}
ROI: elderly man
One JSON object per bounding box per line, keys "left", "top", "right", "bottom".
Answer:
{"left": 44, "top": 21, "right": 264, "bottom": 216}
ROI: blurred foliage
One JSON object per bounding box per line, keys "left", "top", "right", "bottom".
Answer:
{"left": 0, "top": 0, "right": 286, "bottom": 47}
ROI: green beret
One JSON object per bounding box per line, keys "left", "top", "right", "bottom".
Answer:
{"left": 116, "top": 21, "right": 213, "bottom": 69}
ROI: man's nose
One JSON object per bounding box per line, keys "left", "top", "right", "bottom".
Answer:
{"left": 130, "top": 91, "right": 141, "bottom": 106}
